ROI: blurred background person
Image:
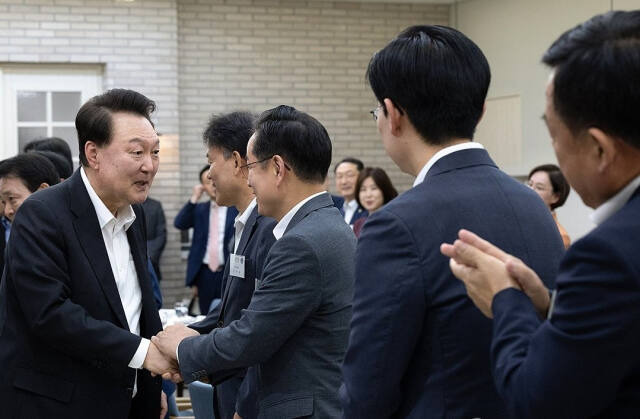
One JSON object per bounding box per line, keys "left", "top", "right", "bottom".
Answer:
{"left": 0, "top": 153, "right": 60, "bottom": 223}
{"left": 334, "top": 157, "right": 368, "bottom": 226}
{"left": 24, "top": 137, "right": 74, "bottom": 175}
{"left": 0, "top": 200, "right": 7, "bottom": 279}
{"left": 174, "top": 165, "right": 237, "bottom": 314}
{"left": 32, "top": 150, "right": 73, "bottom": 181}
{"left": 527, "top": 163, "right": 571, "bottom": 248}
{"left": 142, "top": 197, "right": 167, "bottom": 282}
{"left": 353, "top": 167, "right": 398, "bottom": 237}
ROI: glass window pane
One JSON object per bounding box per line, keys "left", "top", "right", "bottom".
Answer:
{"left": 17, "top": 91, "right": 46, "bottom": 122}
{"left": 52, "top": 92, "right": 81, "bottom": 122}
{"left": 18, "top": 127, "right": 47, "bottom": 152}
{"left": 51, "top": 127, "right": 79, "bottom": 164}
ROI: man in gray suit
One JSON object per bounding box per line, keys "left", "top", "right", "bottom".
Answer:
{"left": 152, "top": 105, "right": 356, "bottom": 419}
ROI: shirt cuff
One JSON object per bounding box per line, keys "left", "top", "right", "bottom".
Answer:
{"left": 129, "top": 337, "right": 150, "bottom": 369}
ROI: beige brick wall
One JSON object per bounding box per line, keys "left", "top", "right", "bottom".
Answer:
{"left": 178, "top": 0, "right": 450, "bottom": 200}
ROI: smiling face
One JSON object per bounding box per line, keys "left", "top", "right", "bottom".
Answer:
{"left": 0, "top": 176, "right": 32, "bottom": 222}
{"left": 246, "top": 134, "right": 278, "bottom": 218}
{"left": 358, "top": 176, "right": 384, "bottom": 213}
{"left": 335, "top": 162, "right": 360, "bottom": 201}
{"left": 527, "top": 170, "right": 558, "bottom": 210}
{"left": 89, "top": 111, "right": 159, "bottom": 213}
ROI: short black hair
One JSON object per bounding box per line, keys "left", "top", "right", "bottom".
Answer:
{"left": 75, "top": 89, "right": 156, "bottom": 166}
{"left": 0, "top": 153, "right": 60, "bottom": 192}
{"left": 253, "top": 105, "right": 332, "bottom": 183}
{"left": 543, "top": 11, "right": 640, "bottom": 149}
{"left": 23, "top": 137, "right": 73, "bottom": 170}
{"left": 203, "top": 111, "right": 255, "bottom": 159}
{"left": 355, "top": 167, "right": 398, "bottom": 209}
{"left": 334, "top": 157, "right": 364, "bottom": 173}
{"left": 528, "top": 164, "right": 570, "bottom": 210}
{"left": 199, "top": 165, "right": 210, "bottom": 183}
{"left": 366, "top": 25, "right": 490, "bottom": 145}
{"left": 33, "top": 150, "right": 73, "bottom": 179}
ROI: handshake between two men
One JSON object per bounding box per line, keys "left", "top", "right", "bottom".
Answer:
{"left": 143, "top": 324, "right": 200, "bottom": 383}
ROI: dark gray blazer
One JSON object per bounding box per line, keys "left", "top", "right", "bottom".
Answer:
{"left": 178, "top": 193, "right": 356, "bottom": 419}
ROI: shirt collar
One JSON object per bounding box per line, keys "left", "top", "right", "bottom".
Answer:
{"left": 591, "top": 174, "right": 640, "bottom": 226}
{"left": 344, "top": 199, "right": 358, "bottom": 210}
{"left": 236, "top": 198, "right": 257, "bottom": 228}
{"left": 273, "top": 191, "right": 326, "bottom": 240}
{"left": 413, "top": 142, "right": 484, "bottom": 187}
{"left": 81, "top": 167, "right": 136, "bottom": 231}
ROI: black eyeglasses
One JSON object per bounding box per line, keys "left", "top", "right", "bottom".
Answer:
{"left": 239, "top": 156, "right": 291, "bottom": 172}
{"left": 239, "top": 157, "right": 272, "bottom": 171}
{"left": 369, "top": 104, "right": 382, "bottom": 121}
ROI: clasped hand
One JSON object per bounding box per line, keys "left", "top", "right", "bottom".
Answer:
{"left": 143, "top": 324, "right": 200, "bottom": 383}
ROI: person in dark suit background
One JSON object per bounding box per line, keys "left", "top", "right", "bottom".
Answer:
{"left": 442, "top": 11, "right": 640, "bottom": 418}
{"left": 340, "top": 26, "right": 565, "bottom": 419}
{"left": 0, "top": 154, "right": 61, "bottom": 281}
{"left": 333, "top": 157, "right": 368, "bottom": 225}
{"left": 24, "top": 136, "right": 74, "bottom": 179}
{"left": 183, "top": 111, "right": 277, "bottom": 419}
{"left": 142, "top": 196, "right": 167, "bottom": 281}
{"left": 174, "top": 165, "right": 237, "bottom": 314}
{"left": 0, "top": 89, "right": 171, "bottom": 418}
{"left": 152, "top": 105, "right": 356, "bottom": 419}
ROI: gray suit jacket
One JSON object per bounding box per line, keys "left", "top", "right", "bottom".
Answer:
{"left": 178, "top": 193, "right": 356, "bottom": 419}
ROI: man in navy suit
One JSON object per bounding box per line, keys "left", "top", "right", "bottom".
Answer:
{"left": 339, "top": 26, "right": 566, "bottom": 418}
{"left": 442, "top": 11, "right": 640, "bottom": 418}
{"left": 174, "top": 166, "right": 237, "bottom": 314}
{"left": 333, "top": 157, "right": 367, "bottom": 225}
{"left": 184, "top": 111, "right": 277, "bottom": 419}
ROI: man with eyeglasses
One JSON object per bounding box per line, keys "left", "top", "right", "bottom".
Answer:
{"left": 178, "top": 111, "right": 277, "bottom": 419}
{"left": 333, "top": 157, "right": 367, "bottom": 226}
{"left": 339, "top": 25, "right": 565, "bottom": 418}
{"left": 151, "top": 105, "right": 356, "bottom": 419}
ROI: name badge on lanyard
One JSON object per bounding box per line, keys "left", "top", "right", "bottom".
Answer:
{"left": 229, "top": 254, "right": 245, "bottom": 279}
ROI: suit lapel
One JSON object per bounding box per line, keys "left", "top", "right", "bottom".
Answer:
{"left": 127, "top": 211, "right": 160, "bottom": 337}
{"left": 69, "top": 171, "right": 129, "bottom": 330}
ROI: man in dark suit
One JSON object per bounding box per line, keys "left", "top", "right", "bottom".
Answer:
{"left": 174, "top": 166, "right": 237, "bottom": 314}
{"left": 182, "top": 111, "right": 277, "bottom": 419}
{"left": 152, "top": 105, "right": 356, "bottom": 419}
{"left": 0, "top": 89, "right": 171, "bottom": 418}
{"left": 0, "top": 153, "right": 61, "bottom": 283}
{"left": 333, "top": 157, "right": 367, "bottom": 225}
{"left": 142, "top": 196, "right": 167, "bottom": 281}
{"left": 340, "top": 26, "right": 565, "bottom": 419}
{"left": 442, "top": 11, "right": 640, "bottom": 419}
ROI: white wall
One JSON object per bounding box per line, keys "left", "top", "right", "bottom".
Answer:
{"left": 452, "top": 0, "right": 640, "bottom": 240}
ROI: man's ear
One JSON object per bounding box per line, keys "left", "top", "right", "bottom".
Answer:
{"left": 85, "top": 141, "right": 99, "bottom": 169}
{"left": 587, "top": 127, "right": 617, "bottom": 173}
{"left": 273, "top": 155, "right": 287, "bottom": 187}
{"left": 232, "top": 150, "right": 244, "bottom": 175}
{"left": 37, "top": 182, "right": 50, "bottom": 191}
{"left": 383, "top": 98, "right": 404, "bottom": 137}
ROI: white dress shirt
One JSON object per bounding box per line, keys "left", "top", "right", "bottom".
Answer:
{"left": 80, "top": 168, "right": 148, "bottom": 395}
{"left": 202, "top": 202, "right": 228, "bottom": 269}
{"left": 342, "top": 199, "right": 358, "bottom": 224}
{"left": 413, "top": 142, "right": 485, "bottom": 187}
{"left": 591, "top": 174, "right": 640, "bottom": 226}
{"left": 273, "top": 191, "right": 327, "bottom": 240}
{"left": 234, "top": 198, "right": 257, "bottom": 253}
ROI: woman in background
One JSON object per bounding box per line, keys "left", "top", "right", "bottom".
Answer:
{"left": 528, "top": 163, "right": 571, "bottom": 248}
{"left": 353, "top": 167, "right": 398, "bottom": 238}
